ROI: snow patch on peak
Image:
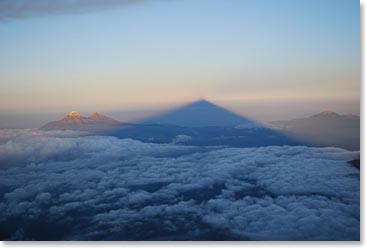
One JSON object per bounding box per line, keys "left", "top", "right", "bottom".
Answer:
{"left": 67, "top": 111, "right": 81, "bottom": 118}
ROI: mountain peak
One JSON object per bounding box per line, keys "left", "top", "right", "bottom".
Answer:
{"left": 320, "top": 110, "right": 338, "bottom": 115}
{"left": 313, "top": 110, "right": 339, "bottom": 118}
{"left": 65, "top": 111, "right": 81, "bottom": 118}
{"left": 90, "top": 112, "right": 102, "bottom": 118}
{"left": 41, "top": 112, "right": 120, "bottom": 131}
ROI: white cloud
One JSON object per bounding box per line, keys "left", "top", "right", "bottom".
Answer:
{"left": 0, "top": 129, "right": 200, "bottom": 168}
{"left": 172, "top": 134, "right": 192, "bottom": 144}
{"left": 0, "top": 129, "right": 360, "bottom": 240}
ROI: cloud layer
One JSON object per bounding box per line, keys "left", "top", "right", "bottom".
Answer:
{"left": 0, "top": 129, "right": 360, "bottom": 240}
{"left": 0, "top": 0, "right": 149, "bottom": 21}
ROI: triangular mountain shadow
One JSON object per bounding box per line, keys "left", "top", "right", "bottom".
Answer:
{"left": 141, "top": 99, "right": 257, "bottom": 127}
{"left": 103, "top": 100, "right": 303, "bottom": 148}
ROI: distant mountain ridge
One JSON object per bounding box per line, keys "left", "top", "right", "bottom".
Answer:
{"left": 270, "top": 111, "right": 360, "bottom": 150}
{"left": 41, "top": 111, "right": 121, "bottom": 131}
{"left": 311, "top": 110, "right": 359, "bottom": 119}
{"left": 39, "top": 105, "right": 359, "bottom": 150}
{"left": 39, "top": 100, "right": 300, "bottom": 148}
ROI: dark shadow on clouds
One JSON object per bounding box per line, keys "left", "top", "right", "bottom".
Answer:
{"left": 103, "top": 99, "right": 304, "bottom": 148}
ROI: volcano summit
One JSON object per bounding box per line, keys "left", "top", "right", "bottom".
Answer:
{"left": 41, "top": 111, "right": 120, "bottom": 131}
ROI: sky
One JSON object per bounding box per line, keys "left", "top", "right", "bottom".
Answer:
{"left": 0, "top": 0, "right": 360, "bottom": 125}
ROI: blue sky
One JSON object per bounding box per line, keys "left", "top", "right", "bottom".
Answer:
{"left": 0, "top": 0, "right": 360, "bottom": 121}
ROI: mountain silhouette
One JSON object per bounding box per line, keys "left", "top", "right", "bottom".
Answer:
{"left": 40, "top": 111, "right": 120, "bottom": 131}
{"left": 142, "top": 99, "right": 257, "bottom": 127}
{"left": 270, "top": 111, "right": 360, "bottom": 150}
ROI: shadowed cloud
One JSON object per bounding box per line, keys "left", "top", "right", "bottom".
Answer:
{"left": 0, "top": 0, "right": 154, "bottom": 21}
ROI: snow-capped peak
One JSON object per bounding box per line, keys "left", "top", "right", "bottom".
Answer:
{"left": 66, "top": 111, "right": 81, "bottom": 118}
{"left": 42, "top": 111, "right": 121, "bottom": 131}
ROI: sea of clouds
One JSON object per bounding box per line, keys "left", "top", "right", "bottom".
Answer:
{"left": 0, "top": 129, "right": 360, "bottom": 240}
